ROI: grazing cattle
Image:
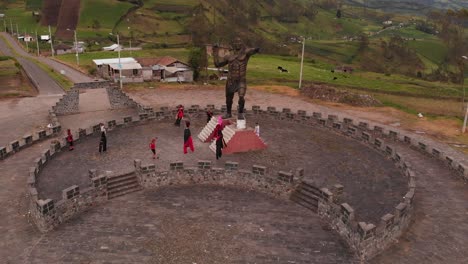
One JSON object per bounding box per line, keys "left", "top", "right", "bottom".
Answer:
{"left": 281, "top": 68, "right": 288, "bottom": 73}
{"left": 333, "top": 77, "right": 338, "bottom": 80}
{"left": 277, "top": 66, "right": 283, "bottom": 70}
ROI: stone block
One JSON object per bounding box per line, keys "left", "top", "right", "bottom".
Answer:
{"left": 404, "top": 189, "right": 415, "bottom": 205}
{"left": 333, "top": 122, "right": 342, "bottom": 130}
{"left": 124, "top": 116, "right": 133, "bottom": 123}
{"left": 374, "top": 138, "right": 383, "bottom": 148}
{"left": 225, "top": 161, "right": 239, "bottom": 171}
{"left": 320, "top": 188, "right": 333, "bottom": 202}
{"left": 278, "top": 171, "right": 293, "bottom": 182}
{"left": 380, "top": 213, "right": 394, "bottom": 232}
{"left": 343, "top": 118, "right": 353, "bottom": 124}
{"left": 92, "top": 124, "right": 101, "bottom": 133}
{"left": 79, "top": 128, "right": 87, "bottom": 138}
{"left": 0, "top": 146, "right": 7, "bottom": 159}
{"left": 295, "top": 168, "right": 304, "bottom": 178}
{"left": 389, "top": 130, "right": 398, "bottom": 138}
{"left": 134, "top": 159, "right": 142, "bottom": 169}
{"left": 361, "top": 132, "right": 371, "bottom": 142}
{"left": 431, "top": 148, "right": 441, "bottom": 158}
{"left": 252, "top": 165, "right": 267, "bottom": 175}
{"left": 23, "top": 135, "right": 33, "bottom": 145}
{"left": 358, "top": 122, "right": 368, "bottom": 130}
{"left": 198, "top": 160, "right": 211, "bottom": 170}
{"left": 418, "top": 142, "right": 427, "bottom": 151}
{"left": 312, "top": 112, "right": 322, "bottom": 119}
{"left": 327, "top": 114, "right": 338, "bottom": 121}
{"left": 37, "top": 199, "right": 54, "bottom": 215}
{"left": 108, "top": 120, "right": 117, "bottom": 128}
{"left": 395, "top": 203, "right": 407, "bottom": 219}
{"left": 282, "top": 108, "right": 291, "bottom": 113}
{"left": 297, "top": 110, "right": 306, "bottom": 116}
{"left": 170, "top": 161, "right": 184, "bottom": 170}
{"left": 52, "top": 124, "right": 61, "bottom": 134}
{"left": 88, "top": 169, "right": 97, "bottom": 179}
{"left": 139, "top": 113, "right": 148, "bottom": 120}
{"left": 385, "top": 146, "right": 393, "bottom": 156}
{"left": 10, "top": 140, "right": 20, "bottom": 152}
{"left": 374, "top": 126, "right": 383, "bottom": 133}
{"left": 341, "top": 203, "right": 355, "bottom": 222}
{"left": 318, "top": 119, "right": 326, "bottom": 126}
{"left": 267, "top": 106, "right": 276, "bottom": 112}
{"left": 62, "top": 185, "right": 80, "bottom": 200}
{"left": 92, "top": 175, "right": 108, "bottom": 188}
{"left": 358, "top": 222, "right": 376, "bottom": 240}
{"left": 333, "top": 184, "right": 344, "bottom": 195}
{"left": 38, "top": 130, "right": 46, "bottom": 139}
{"left": 403, "top": 136, "right": 411, "bottom": 144}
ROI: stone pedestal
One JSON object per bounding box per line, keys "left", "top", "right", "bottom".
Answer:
{"left": 236, "top": 119, "right": 246, "bottom": 129}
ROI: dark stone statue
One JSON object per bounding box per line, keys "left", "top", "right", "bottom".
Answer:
{"left": 213, "top": 37, "right": 259, "bottom": 119}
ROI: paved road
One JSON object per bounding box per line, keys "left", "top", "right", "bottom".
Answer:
{"left": 0, "top": 33, "right": 64, "bottom": 95}
{"left": 0, "top": 32, "right": 94, "bottom": 84}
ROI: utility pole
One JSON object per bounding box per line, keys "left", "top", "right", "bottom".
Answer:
{"left": 74, "top": 30, "right": 79, "bottom": 65}
{"left": 117, "top": 34, "right": 122, "bottom": 89}
{"left": 9, "top": 19, "right": 12, "bottom": 35}
{"left": 48, "top": 25, "right": 54, "bottom": 58}
{"left": 24, "top": 30, "right": 29, "bottom": 52}
{"left": 299, "top": 36, "right": 305, "bottom": 89}
{"left": 461, "top": 56, "right": 467, "bottom": 133}
{"left": 35, "top": 30, "right": 40, "bottom": 56}
{"left": 15, "top": 23, "right": 19, "bottom": 38}
{"left": 3, "top": 18, "right": 6, "bottom": 32}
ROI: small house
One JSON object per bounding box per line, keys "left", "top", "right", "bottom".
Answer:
{"left": 103, "top": 44, "right": 122, "bottom": 51}
{"left": 24, "top": 35, "right": 33, "bottom": 42}
{"left": 54, "top": 43, "right": 73, "bottom": 55}
{"left": 136, "top": 56, "right": 193, "bottom": 82}
{"left": 40, "top": 35, "right": 50, "bottom": 41}
{"left": 93, "top": 57, "right": 137, "bottom": 78}
{"left": 108, "top": 62, "right": 143, "bottom": 83}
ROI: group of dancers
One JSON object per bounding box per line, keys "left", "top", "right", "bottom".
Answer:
{"left": 149, "top": 105, "right": 227, "bottom": 160}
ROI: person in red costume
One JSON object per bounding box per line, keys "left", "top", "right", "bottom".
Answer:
{"left": 183, "top": 121, "right": 194, "bottom": 154}
{"left": 174, "top": 105, "right": 184, "bottom": 127}
{"left": 67, "top": 129, "right": 74, "bottom": 151}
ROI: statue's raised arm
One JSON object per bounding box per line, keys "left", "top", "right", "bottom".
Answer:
{"left": 246, "top": 47, "right": 260, "bottom": 57}
{"left": 213, "top": 45, "right": 228, "bottom": 68}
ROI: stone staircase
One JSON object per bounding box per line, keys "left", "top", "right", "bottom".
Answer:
{"left": 209, "top": 125, "right": 236, "bottom": 152}
{"left": 198, "top": 116, "right": 219, "bottom": 142}
{"left": 290, "top": 181, "right": 321, "bottom": 213}
{"left": 107, "top": 172, "right": 142, "bottom": 199}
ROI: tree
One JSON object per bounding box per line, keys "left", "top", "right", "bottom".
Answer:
{"left": 336, "top": 9, "right": 342, "bottom": 19}
{"left": 188, "top": 46, "right": 208, "bottom": 81}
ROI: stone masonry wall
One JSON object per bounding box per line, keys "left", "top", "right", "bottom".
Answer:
{"left": 73, "top": 81, "right": 112, "bottom": 89}
{"left": 51, "top": 88, "right": 79, "bottom": 115}
{"left": 106, "top": 86, "right": 138, "bottom": 109}
{"left": 134, "top": 160, "right": 303, "bottom": 200}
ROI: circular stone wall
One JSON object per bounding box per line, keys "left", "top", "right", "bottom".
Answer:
{"left": 37, "top": 116, "right": 406, "bottom": 223}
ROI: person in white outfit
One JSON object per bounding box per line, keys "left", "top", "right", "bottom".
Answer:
{"left": 254, "top": 122, "right": 260, "bottom": 137}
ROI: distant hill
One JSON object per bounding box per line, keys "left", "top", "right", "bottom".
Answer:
{"left": 345, "top": 0, "right": 468, "bottom": 13}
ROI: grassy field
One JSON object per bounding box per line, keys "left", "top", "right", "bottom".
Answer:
{"left": 0, "top": 53, "right": 35, "bottom": 97}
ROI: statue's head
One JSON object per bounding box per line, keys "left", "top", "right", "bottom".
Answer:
{"left": 232, "top": 37, "right": 244, "bottom": 51}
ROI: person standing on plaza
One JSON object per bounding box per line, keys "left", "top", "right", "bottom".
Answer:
{"left": 174, "top": 105, "right": 184, "bottom": 127}
{"left": 254, "top": 122, "right": 260, "bottom": 137}
{"left": 67, "top": 129, "right": 74, "bottom": 151}
{"left": 99, "top": 123, "right": 107, "bottom": 153}
{"left": 206, "top": 109, "right": 213, "bottom": 123}
{"left": 149, "top": 138, "right": 158, "bottom": 159}
{"left": 215, "top": 129, "right": 226, "bottom": 160}
{"left": 183, "top": 121, "right": 195, "bottom": 154}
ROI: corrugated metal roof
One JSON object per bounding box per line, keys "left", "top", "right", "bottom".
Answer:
{"left": 109, "top": 62, "right": 142, "bottom": 70}
{"left": 92, "top": 57, "right": 136, "bottom": 66}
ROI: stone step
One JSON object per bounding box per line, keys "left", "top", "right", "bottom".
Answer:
{"left": 297, "top": 183, "right": 322, "bottom": 197}
{"left": 107, "top": 172, "right": 135, "bottom": 184}
{"left": 108, "top": 182, "right": 140, "bottom": 194}
{"left": 108, "top": 177, "right": 138, "bottom": 190}
{"left": 290, "top": 192, "right": 318, "bottom": 212}
{"left": 108, "top": 185, "right": 143, "bottom": 199}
